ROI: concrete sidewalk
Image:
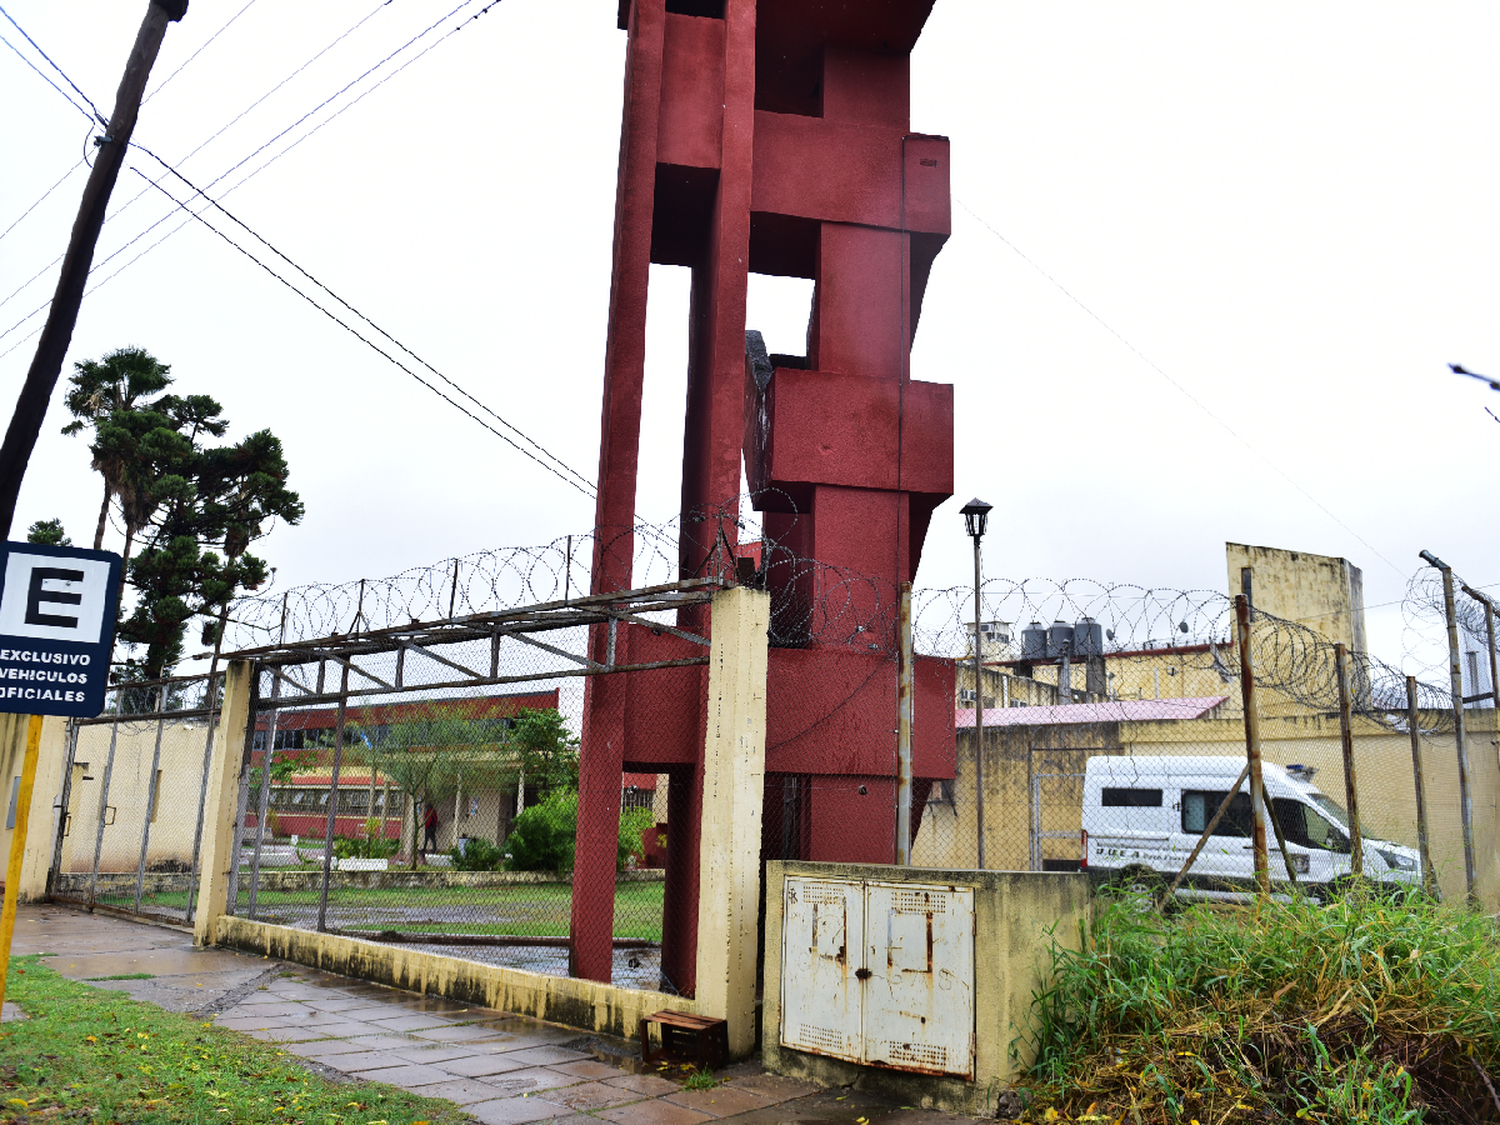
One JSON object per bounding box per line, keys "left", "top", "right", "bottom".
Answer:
{"left": 10, "top": 905, "right": 978, "bottom": 1125}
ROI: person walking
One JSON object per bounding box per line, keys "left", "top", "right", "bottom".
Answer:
{"left": 422, "top": 801, "right": 439, "bottom": 857}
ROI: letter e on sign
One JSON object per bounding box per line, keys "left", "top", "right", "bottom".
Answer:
{"left": 0, "top": 552, "right": 113, "bottom": 643}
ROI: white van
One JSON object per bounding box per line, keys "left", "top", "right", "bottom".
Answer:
{"left": 1080, "top": 755, "right": 1422, "bottom": 902}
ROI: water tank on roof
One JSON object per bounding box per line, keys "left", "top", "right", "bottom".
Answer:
{"left": 1020, "top": 622, "right": 1047, "bottom": 660}
{"left": 1047, "top": 621, "right": 1074, "bottom": 659}
{"left": 1073, "top": 618, "right": 1104, "bottom": 656}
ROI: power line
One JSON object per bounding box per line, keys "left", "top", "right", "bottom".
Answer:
{"left": 138, "top": 144, "right": 596, "bottom": 494}
{"left": 141, "top": 0, "right": 259, "bottom": 106}
{"left": 0, "top": 0, "right": 595, "bottom": 502}
{"left": 131, "top": 164, "right": 597, "bottom": 501}
{"left": 0, "top": 2, "right": 104, "bottom": 122}
{"left": 955, "top": 197, "right": 1405, "bottom": 579}
{"left": 0, "top": 157, "right": 83, "bottom": 246}
{"left": 0, "top": 0, "right": 488, "bottom": 335}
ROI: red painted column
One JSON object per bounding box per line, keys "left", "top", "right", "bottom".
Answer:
{"left": 573, "top": 0, "right": 668, "bottom": 986}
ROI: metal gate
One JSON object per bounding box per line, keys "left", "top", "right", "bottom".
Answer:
{"left": 227, "top": 578, "right": 721, "bottom": 991}
{"left": 49, "top": 671, "right": 222, "bottom": 924}
{"left": 1029, "top": 771, "right": 1086, "bottom": 872}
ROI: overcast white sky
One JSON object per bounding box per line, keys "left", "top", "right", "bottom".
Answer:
{"left": 1, "top": 1, "right": 1495, "bottom": 673}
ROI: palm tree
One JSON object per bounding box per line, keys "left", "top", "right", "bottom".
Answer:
{"left": 61, "top": 347, "right": 175, "bottom": 551}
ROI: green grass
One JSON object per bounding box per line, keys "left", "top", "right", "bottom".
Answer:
{"left": 125, "top": 882, "right": 667, "bottom": 942}
{"left": 1020, "top": 888, "right": 1500, "bottom": 1124}
{"left": 0, "top": 955, "right": 468, "bottom": 1124}
{"left": 82, "top": 972, "right": 154, "bottom": 981}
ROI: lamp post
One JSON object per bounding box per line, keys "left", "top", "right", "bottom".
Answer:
{"left": 961, "top": 498, "right": 993, "bottom": 869}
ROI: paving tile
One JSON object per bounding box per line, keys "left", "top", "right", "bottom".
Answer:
{"left": 466, "top": 1097, "right": 577, "bottom": 1125}
{"left": 410, "top": 1077, "right": 522, "bottom": 1105}
{"left": 410, "top": 1023, "right": 511, "bottom": 1043}
{"left": 481, "top": 1067, "right": 585, "bottom": 1095}
{"left": 538, "top": 1080, "right": 640, "bottom": 1112}
{"left": 293, "top": 1019, "right": 389, "bottom": 1038}
{"left": 281, "top": 1039, "right": 380, "bottom": 1059}
{"left": 215, "top": 1015, "right": 298, "bottom": 1032}
{"left": 550, "top": 1059, "right": 631, "bottom": 1080}
{"left": 604, "top": 1073, "right": 681, "bottom": 1097}
{"left": 321, "top": 1004, "right": 414, "bottom": 1022}
{"left": 244, "top": 1026, "right": 331, "bottom": 1043}
{"left": 302, "top": 996, "right": 374, "bottom": 1013}
{"left": 663, "top": 1086, "right": 774, "bottom": 1118}
{"left": 364, "top": 1013, "right": 455, "bottom": 1032}
{"left": 389, "top": 1044, "right": 494, "bottom": 1065}
{"left": 597, "top": 1099, "right": 713, "bottom": 1125}
{"left": 721, "top": 1074, "right": 822, "bottom": 1104}
{"left": 220, "top": 1008, "right": 309, "bottom": 1026}
{"left": 502, "top": 1045, "right": 593, "bottom": 1066}
{"left": 342, "top": 1034, "right": 427, "bottom": 1051}
{"left": 340, "top": 1061, "right": 456, "bottom": 1085}
{"left": 436, "top": 1053, "right": 537, "bottom": 1079}
{"left": 297, "top": 1049, "right": 402, "bottom": 1071}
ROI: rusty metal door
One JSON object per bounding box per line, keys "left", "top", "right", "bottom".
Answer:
{"left": 781, "top": 876, "right": 863, "bottom": 1064}
{"left": 862, "top": 883, "right": 974, "bottom": 1078}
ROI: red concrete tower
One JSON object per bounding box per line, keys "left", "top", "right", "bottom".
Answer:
{"left": 571, "top": 0, "right": 957, "bottom": 995}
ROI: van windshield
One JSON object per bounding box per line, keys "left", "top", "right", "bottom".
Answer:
{"left": 1309, "top": 793, "right": 1350, "bottom": 829}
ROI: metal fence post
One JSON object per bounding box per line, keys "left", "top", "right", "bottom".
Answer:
{"left": 1405, "top": 676, "right": 1437, "bottom": 898}
{"left": 896, "top": 582, "right": 913, "bottom": 865}
{"left": 46, "top": 720, "right": 79, "bottom": 899}
{"left": 316, "top": 664, "right": 350, "bottom": 933}
{"left": 131, "top": 705, "right": 168, "bottom": 914}
{"left": 247, "top": 675, "right": 283, "bottom": 921}
{"left": 1425, "top": 556, "right": 1476, "bottom": 901}
{"left": 1233, "top": 595, "right": 1269, "bottom": 894}
{"left": 87, "top": 688, "right": 123, "bottom": 910}
{"left": 1333, "top": 643, "right": 1364, "bottom": 878}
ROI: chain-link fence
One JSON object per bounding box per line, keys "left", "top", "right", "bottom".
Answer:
{"left": 904, "top": 581, "right": 1496, "bottom": 908}
{"left": 226, "top": 581, "right": 715, "bottom": 995}
{"left": 50, "top": 671, "right": 221, "bottom": 924}
{"left": 50, "top": 511, "right": 1495, "bottom": 999}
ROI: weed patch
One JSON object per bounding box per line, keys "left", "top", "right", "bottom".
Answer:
{"left": 1021, "top": 889, "right": 1500, "bottom": 1124}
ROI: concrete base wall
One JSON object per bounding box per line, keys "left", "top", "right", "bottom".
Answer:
{"left": 762, "top": 861, "right": 1090, "bottom": 1117}
{"left": 217, "top": 916, "right": 696, "bottom": 1040}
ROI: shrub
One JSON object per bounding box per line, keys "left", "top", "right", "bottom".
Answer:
{"left": 501, "top": 791, "right": 658, "bottom": 874}
{"left": 331, "top": 829, "right": 398, "bottom": 860}
{"left": 618, "top": 804, "right": 655, "bottom": 869}
{"left": 503, "top": 790, "right": 578, "bottom": 873}
{"left": 1023, "top": 889, "right": 1500, "bottom": 1124}
{"left": 448, "top": 836, "right": 507, "bottom": 872}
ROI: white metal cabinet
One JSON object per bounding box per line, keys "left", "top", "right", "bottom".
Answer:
{"left": 781, "top": 876, "right": 974, "bottom": 1079}
{"left": 781, "top": 876, "right": 864, "bottom": 1064}
{"left": 863, "top": 882, "right": 974, "bottom": 1077}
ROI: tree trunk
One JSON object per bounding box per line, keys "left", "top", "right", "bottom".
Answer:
{"left": 94, "top": 483, "right": 110, "bottom": 550}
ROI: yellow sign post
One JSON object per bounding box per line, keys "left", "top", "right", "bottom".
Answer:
{"left": 0, "top": 714, "right": 44, "bottom": 1021}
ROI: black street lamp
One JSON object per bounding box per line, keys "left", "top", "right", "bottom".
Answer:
{"left": 960, "top": 498, "right": 992, "bottom": 868}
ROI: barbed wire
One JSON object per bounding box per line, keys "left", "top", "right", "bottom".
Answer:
{"left": 224, "top": 506, "right": 1475, "bottom": 737}
{"left": 224, "top": 495, "right": 901, "bottom": 657}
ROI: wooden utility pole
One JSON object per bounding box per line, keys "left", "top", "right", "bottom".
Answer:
{"left": 0, "top": 0, "right": 188, "bottom": 538}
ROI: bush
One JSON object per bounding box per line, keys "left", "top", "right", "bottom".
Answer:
{"left": 448, "top": 836, "right": 507, "bottom": 871}
{"left": 500, "top": 791, "right": 658, "bottom": 874}
{"left": 1023, "top": 889, "right": 1500, "bottom": 1124}
{"left": 503, "top": 790, "right": 578, "bottom": 873}
{"left": 618, "top": 804, "right": 655, "bottom": 869}
{"left": 331, "top": 824, "right": 399, "bottom": 861}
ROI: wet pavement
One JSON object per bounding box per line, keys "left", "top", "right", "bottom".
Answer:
{"left": 7, "top": 905, "right": 981, "bottom": 1125}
